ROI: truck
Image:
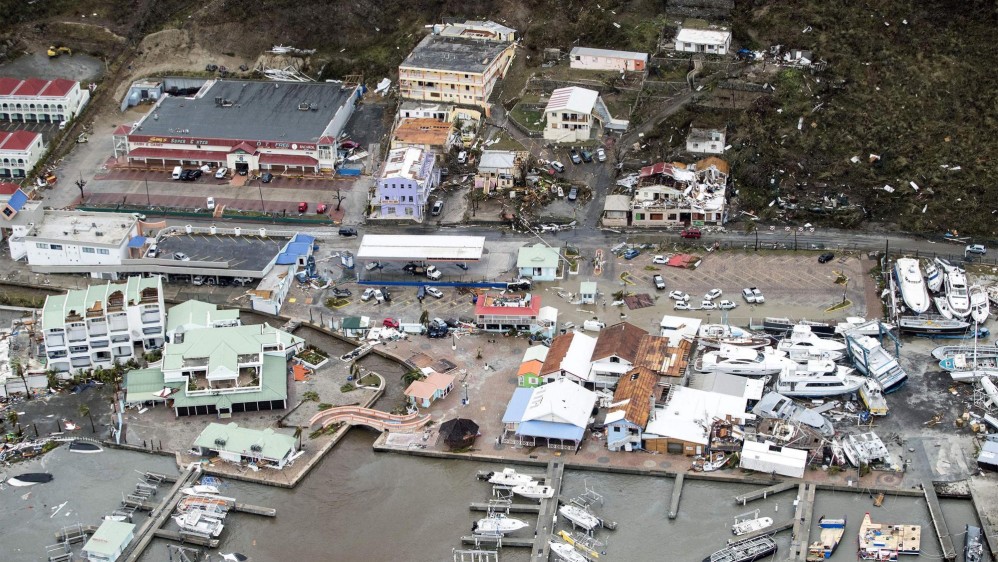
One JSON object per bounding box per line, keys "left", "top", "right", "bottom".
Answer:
{"left": 425, "top": 265, "right": 442, "bottom": 280}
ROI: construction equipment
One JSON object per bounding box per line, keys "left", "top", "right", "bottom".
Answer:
{"left": 47, "top": 46, "right": 72, "bottom": 58}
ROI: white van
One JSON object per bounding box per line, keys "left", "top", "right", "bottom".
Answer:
{"left": 172, "top": 166, "right": 182, "bottom": 180}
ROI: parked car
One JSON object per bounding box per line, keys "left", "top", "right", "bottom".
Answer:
{"left": 680, "top": 228, "right": 702, "bottom": 239}
{"left": 580, "top": 149, "right": 593, "bottom": 163}
{"left": 339, "top": 227, "right": 358, "bottom": 237}
{"left": 146, "top": 245, "right": 159, "bottom": 258}
{"left": 361, "top": 288, "right": 376, "bottom": 302}
{"left": 425, "top": 265, "right": 442, "bottom": 280}
{"left": 380, "top": 287, "right": 392, "bottom": 302}
{"left": 652, "top": 255, "right": 668, "bottom": 264}
{"left": 417, "top": 285, "right": 427, "bottom": 301}
{"left": 742, "top": 288, "right": 757, "bottom": 303}
{"left": 427, "top": 325, "right": 449, "bottom": 338}
{"left": 818, "top": 252, "right": 835, "bottom": 263}
{"left": 316, "top": 203, "right": 328, "bottom": 214}
{"left": 653, "top": 274, "right": 666, "bottom": 290}
{"left": 550, "top": 161, "right": 565, "bottom": 173}
{"left": 232, "top": 276, "right": 252, "bottom": 286}
{"left": 190, "top": 169, "right": 202, "bottom": 180}
{"left": 674, "top": 301, "right": 692, "bottom": 311}
{"left": 719, "top": 300, "right": 738, "bottom": 310}
{"left": 570, "top": 150, "right": 582, "bottom": 165}
{"left": 206, "top": 197, "right": 215, "bottom": 210}
{"left": 704, "top": 288, "right": 722, "bottom": 300}
{"left": 425, "top": 286, "right": 444, "bottom": 299}
{"left": 192, "top": 275, "right": 205, "bottom": 286}
{"left": 596, "top": 147, "right": 606, "bottom": 162}
{"left": 623, "top": 249, "right": 640, "bottom": 260}
{"left": 439, "top": 167, "right": 449, "bottom": 178}
{"left": 297, "top": 202, "right": 308, "bottom": 213}
{"left": 700, "top": 300, "right": 717, "bottom": 310}
{"left": 238, "top": 168, "right": 248, "bottom": 176}
{"left": 373, "top": 288, "right": 385, "bottom": 303}
{"left": 568, "top": 187, "right": 578, "bottom": 201}
{"left": 457, "top": 150, "right": 468, "bottom": 164}
{"left": 179, "top": 169, "right": 193, "bottom": 181}
{"left": 431, "top": 200, "right": 443, "bottom": 216}
{"left": 331, "top": 287, "right": 352, "bottom": 298}
{"left": 214, "top": 167, "right": 228, "bottom": 179}
{"left": 506, "top": 278, "right": 532, "bottom": 291}
{"left": 669, "top": 291, "right": 690, "bottom": 302}
{"left": 365, "top": 261, "right": 382, "bottom": 271}
{"left": 173, "top": 252, "right": 190, "bottom": 261}
{"left": 751, "top": 287, "right": 765, "bottom": 303}
{"left": 967, "top": 244, "right": 987, "bottom": 255}
{"left": 261, "top": 172, "right": 274, "bottom": 183}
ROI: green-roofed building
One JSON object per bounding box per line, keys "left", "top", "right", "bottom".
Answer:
{"left": 166, "top": 300, "right": 241, "bottom": 341}
{"left": 41, "top": 276, "right": 165, "bottom": 374}
{"left": 82, "top": 519, "right": 135, "bottom": 562}
{"left": 516, "top": 243, "right": 560, "bottom": 281}
{"left": 193, "top": 422, "right": 298, "bottom": 469}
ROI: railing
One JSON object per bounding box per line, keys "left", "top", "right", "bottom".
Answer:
{"left": 309, "top": 406, "right": 430, "bottom": 433}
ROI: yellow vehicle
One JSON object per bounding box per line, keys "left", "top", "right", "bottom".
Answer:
{"left": 47, "top": 46, "right": 72, "bottom": 58}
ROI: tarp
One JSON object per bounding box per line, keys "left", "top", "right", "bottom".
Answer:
{"left": 127, "top": 236, "right": 147, "bottom": 249}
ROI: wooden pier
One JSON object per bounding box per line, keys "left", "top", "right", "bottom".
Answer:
{"left": 121, "top": 466, "right": 199, "bottom": 562}
{"left": 733, "top": 481, "right": 797, "bottom": 505}
{"left": 122, "top": 498, "right": 275, "bottom": 517}
{"left": 668, "top": 473, "right": 684, "bottom": 519}
{"left": 788, "top": 483, "right": 816, "bottom": 562}
{"left": 529, "top": 461, "right": 565, "bottom": 562}
{"left": 460, "top": 535, "right": 533, "bottom": 548}
{"left": 469, "top": 502, "right": 541, "bottom": 514}
{"left": 922, "top": 484, "right": 957, "bottom": 561}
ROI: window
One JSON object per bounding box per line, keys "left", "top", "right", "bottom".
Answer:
{"left": 49, "top": 244, "right": 63, "bottom": 250}
{"left": 35, "top": 243, "right": 49, "bottom": 249}
{"left": 97, "top": 249, "right": 110, "bottom": 255}
{"left": 83, "top": 247, "right": 95, "bottom": 254}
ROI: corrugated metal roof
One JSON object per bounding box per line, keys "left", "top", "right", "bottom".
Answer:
{"left": 194, "top": 421, "right": 296, "bottom": 461}
{"left": 676, "top": 28, "right": 731, "bottom": 45}
{"left": 570, "top": 46, "right": 648, "bottom": 62}
{"left": 544, "top": 87, "right": 598, "bottom": 115}
{"left": 357, "top": 234, "right": 485, "bottom": 261}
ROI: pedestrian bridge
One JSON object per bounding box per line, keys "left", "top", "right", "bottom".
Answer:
{"left": 308, "top": 406, "right": 430, "bottom": 433}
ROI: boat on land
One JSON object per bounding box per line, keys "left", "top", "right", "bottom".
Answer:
{"left": 778, "top": 325, "right": 847, "bottom": 354}
{"left": 7, "top": 473, "right": 54, "bottom": 487}
{"left": 559, "top": 503, "right": 603, "bottom": 532}
{"left": 844, "top": 335, "right": 908, "bottom": 392}
{"left": 898, "top": 314, "right": 972, "bottom": 337}
{"left": 806, "top": 516, "right": 846, "bottom": 561}
{"left": 472, "top": 514, "right": 529, "bottom": 535}
{"left": 834, "top": 317, "right": 894, "bottom": 337}
{"left": 479, "top": 467, "right": 536, "bottom": 487}
{"left": 698, "top": 324, "right": 772, "bottom": 349}
{"left": 894, "top": 258, "right": 931, "bottom": 314}
{"left": 925, "top": 261, "right": 943, "bottom": 293}
{"left": 857, "top": 512, "right": 921, "bottom": 560}
{"left": 763, "top": 317, "right": 835, "bottom": 338}
{"left": 970, "top": 285, "right": 990, "bottom": 324}
{"left": 173, "top": 509, "right": 225, "bottom": 537}
{"left": 940, "top": 353, "right": 998, "bottom": 382}
{"left": 68, "top": 441, "right": 103, "bottom": 453}
{"left": 557, "top": 530, "right": 602, "bottom": 559}
{"left": 731, "top": 513, "right": 773, "bottom": 536}
{"left": 550, "top": 540, "right": 590, "bottom": 562}
{"left": 697, "top": 345, "right": 797, "bottom": 377}
{"left": 774, "top": 362, "right": 865, "bottom": 398}
{"left": 932, "top": 342, "right": 998, "bottom": 361}
{"left": 933, "top": 296, "right": 955, "bottom": 319}
{"left": 842, "top": 432, "right": 891, "bottom": 468}
{"left": 965, "top": 525, "right": 984, "bottom": 562}
{"left": 944, "top": 265, "right": 972, "bottom": 318}
{"left": 511, "top": 482, "right": 555, "bottom": 499}
{"left": 181, "top": 485, "right": 221, "bottom": 496}
{"left": 702, "top": 535, "right": 778, "bottom": 562}
{"left": 858, "top": 379, "right": 889, "bottom": 416}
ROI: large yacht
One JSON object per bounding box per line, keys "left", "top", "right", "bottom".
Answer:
{"left": 696, "top": 345, "right": 797, "bottom": 377}
{"left": 894, "top": 258, "right": 931, "bottom": 314}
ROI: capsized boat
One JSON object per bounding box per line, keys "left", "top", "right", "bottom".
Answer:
{"left": 549, "top": 540, "right": 590, "bottom": 562}
{"left": 858, "top": 512, "right": 920, "bottom": 560}
{"left": 774, "top": 362, "right": 865, "bottom": 398}
{"left": 6, "top": 473, "right": 54, "bottom": 487}
{"left": 702, "top": 535, "right": 778, "bottom": 562}
{"left": 894, "top": 258, "right": 931, "bottom": 314}
{"left": 732, "top": 515, "right": 774, "bottom": 536}
{"left": 970, "top": 285, "right": 990, "bottom": 324}
{"left": 965, "top": 525, "right": 983, "bottom": 562}
{"left": 806, "top": 516, "right": 846, "bottom": 561}
{"left": 480, "top": 467, "right": 536, "bottom": 487}
{"left": 511, "top": 482, "right": 555, "bottom": 499}
{"left": 559, "top": 503, "right": 603, "bottom": 532}
{"left": 752, "top": 392, "right": 835, "bottom": 437}
{"left": 925, "top": 261, "right": 943, "bottom": 293}
{"left": 472, "top": 514, "right": 529, "bottom": 535}
{"left": 173, "top": 509, "right": 225, "bottom": 537}
{"left": 844, "top": 335, "right": 908, "bottom": 392}
{"left": 181, "top": 485, "right": 221, "bottom": 496}
{"left": 945, "top": 266, "right": 972, "bottom": 319}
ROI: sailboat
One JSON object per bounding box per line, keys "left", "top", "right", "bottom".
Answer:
{"left": 806, "top": 516, "right": 847, "bottom": 561}
{"left": 970, "top": 285, "right": 990, "bottom": 324}
{"left": 940, "top": 324, "right": 998, "bottom": 382}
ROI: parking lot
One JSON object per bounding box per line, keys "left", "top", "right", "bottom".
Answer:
{"left": 154, "top": 232, "right": 290, "bottom": 271}
{"left": 0, "top": 119, "right": 64, "bottom": 144}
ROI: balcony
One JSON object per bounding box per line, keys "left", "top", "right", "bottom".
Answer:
{"left": 90, "top": 340, "right": 109, "bottom": 349}
{"left": 111, "top": 334, "right": 130, "bottom": 343}
{"left": 67, "top": 331, "right": 87, "bottom": 343}
{"left": 48, "top": 350, "right": 68, "bottom": 359}
{"left": 69, "top": 345, "right": 90, "bottom": 355}
{"left": 142, "top": 326, "right": 162, "bottom": 335}
{"left": 88, "top": 324, "right": 108, "bottom": 337}
{"left": 46, "top": 336, "right": 66, "bottom": 348}
{"left": 113, "top": 347, "right": 132, "bottom": 358}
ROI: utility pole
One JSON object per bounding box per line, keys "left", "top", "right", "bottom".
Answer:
{"left": 144, "top": 178, "right": 151, "bottom": 207}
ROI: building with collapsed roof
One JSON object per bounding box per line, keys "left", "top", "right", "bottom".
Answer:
{"left": 628, "top": 158, "right": 729, "bottom": 228}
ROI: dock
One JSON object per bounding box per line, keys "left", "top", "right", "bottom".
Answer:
{"left": 460, "top": 535, "right": 533, "bottom": 548}
{"left": 733, "top": 481, "right": 797, "bottom": 505}
{"left": 969, "top": 480, "right": 998, "bottom": 559}
{"left": 727, "top": 519, "right": 794, "bottom": 544}
{"left": 121, "top": 466, "right": 199, "bottom": 562}
{"left": 787, "top": 482, "right": 816, "bottom": 562}
{"left": 529, "top": 461, "right": 565, "bottom": 562}
{"left": 668, "top": 473, "right": 684, "bottom": 519}
{"left": 470, "top": 502, "right": 541, "bottom": 514}
{"left": 922, "top": 484, "right": 957, "bottom": 561}
{"left": 153, "top": 529, "right": 220, "bottom": 548}
{"left": 122, "top": 498, "right": 275, "bottom": 517}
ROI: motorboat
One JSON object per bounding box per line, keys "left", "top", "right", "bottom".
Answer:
{"left": 480, "top": 468, "right": 536, "bottom": 487}
{"left": 511, "top": 482, "right": 555, "bottom": 499}
{"left": 692, "top": 452, "right": 729, "bottom": 472}
{"left": 970, "top": 285, "right": 990, "bottom": 324}
{"left": 945, "top": 266, "right": 972, "bottom": 319}
{"left": 834, "top": 317, "right": 894, "bottom": 337}
{"left": 472, "top": 514, "right": 529, "bottom": 535}
{"left": 965, "top": 525, "right": 984, "bottom": 562}
{"left": 776, "top": 325, "right": 846, "bottom": 360}
{"left": 858, "top": 378, "right": 889, "bottom": 416}
{"left": 933, "top": 296, "right": 955, "bottom": 319}
{"left": 752, "top": 392, "right": 835, "bottom": 437}
{"left": 549, "top": 541, "right": 589, "bottom": 562}
{"left": 6, "top": 473, "right": 54, "bottom": 487}
{"left": 732, "top": 514, "right": 773, "bottom": 536}
{"left": 842, "top": 432, "right": 891, "bottom": 468}
{"left": 68, "top": 441, "right": 103, "bottom": 453}
{"left": 699, "top": 324, "right": 750, "bottom": 339}
{"left": 941, "top": 353, "right": 998, "bottom": 382}
{"left": 858, "top": 512, "right": 921, "bottom": 560}
{"left": 173, "top": 510, "right": 225, "bottom": 537}
{"left": 898, "top": 314, "right": 972, "bottom": 337}
{"left": 702, "top": 535, "right": 777, "bottom": 562}
{"left": 894, "top": 258, "right": 931, "bottom": 314}
{"left": 932, "top": 342, "right": 998, "bottom": 361}
{"left": 178, "top": 494, "right": 235, "bottom": 513}
{"left": 763, "top": 317, "right": 835, "bottom": 338}
{"left": 696, "top": 345, "right": 798, "bottom": 377}
{"left": 698, "top": 325, "right": 772, "bottom": 349}
{"left": 806, "top": 516, "right": 847, "bottom": 561}
{"left": 925, "top": 261, "right": 943, "bottom": 293}
{"left": 558, "top": 504, "right": 603, "bottom": 532}
{"left": 774, "top": 362, "right": 865, "bottom": 398}
{"left": 844, "top": 334, "right": 908, "bottom": 392}
{"left": 181, "top": 485, "right": 221, "bottom": 496}
{"left": 780, "top": 346, "right": 844, "bottom": 364}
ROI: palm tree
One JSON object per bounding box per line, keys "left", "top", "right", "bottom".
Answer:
{"left": 6, "top": 409, "right": 18, "bottom": 430}
{"left": 293, "top": 425, "right": 303, "bottom": 451}
{"left": 11, "top": 359, "right": 31, "bottom": 400}
{"left": 79, "top": 404, "right": 96, "bottom": 433}
{"left": 419, "top": 310, "right": 430, "bottom": 326}
{"left": 402, "top": 369, "right": 425, "bottom": 386}
{"left": 744, "top": 220, "right": 759, "bottom": 251}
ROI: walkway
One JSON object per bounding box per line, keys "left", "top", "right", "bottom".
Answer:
{"left": 308, "top": 405, "right": 430, "bottom": 433}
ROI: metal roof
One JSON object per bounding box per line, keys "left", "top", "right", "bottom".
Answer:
{"left": 544, "top": 87, "right": 598, "bottom": 115}
{"left": 194, "top": 421, "right": 296, "bottom": 461}
{"left": 83, "top": 520, "right": 135, "bottom": 556}
{"left": 356, "top": 234, "right": 485, "bottom": 261}
{"left": 676, "top": 28, "right": 731, "bottom": 45}
{"left": 516, "top": 243, "right": 559, "bottom": 268}
{"left": 400, "top": 34, "right": 511, "bottom": 74}
{"left": 570, "top": 46, "right": 648, "bottom": 62}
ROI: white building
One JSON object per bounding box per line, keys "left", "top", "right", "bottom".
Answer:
{"left": 739, "top": 439, "right": 808, "bottom": 478}
{"left": 0, "top": 77, "right": 90, "bottom": 123}
{"left": 540, "top": 331, "right": 597, "bottom": 383}
{"left": 432, "top": 20, "right": 518, "bottom": 42}
{"left": 0, "top": 130, "right": 44, "bottom": 178}
{"left": 476, "top": 150, "right": 520, "bottom": 194}
{"left": 165, "top": 299, "right": 240, "bottom": 343}
{"left": 659, "top": 314, "right": 702, "bottom": 346}
{"left": 42, "top": 276, "right": 165, "bottom": 373}
{"left": 375, "top": 147, "right": 438, "bottom": 222}
{"left": 82, "top": 520, "right": 135, "bottom": 562}
{"left": 570, "top": 47, "right": 648, "bottom": 72}
{"left": 686, "top": 127, "right": 726, "bottom": 154}
{"left": 643, "top": 386, "right": 752, "bottom": 456}
{"left": 516, "top": 243, "right": 560, "bottom": 281}
{"left": 9, "top": 210, "right": 140, "bottom": 279}
{"left": 543, "top": 87, "right": 599, "bottom": 143}
{"left": 675, "top": 28, "right": 732, "bottom": 55}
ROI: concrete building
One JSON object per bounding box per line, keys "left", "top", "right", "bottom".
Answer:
{"left": 375, "top": 147, "right": 438, "bottom": 222}
{"left": 8, "top": 210, "right": 140, "bottom": 279}
{"left": 659, "top": 314, "right": 702, "bottom": 346}
{"left": 42, "top": 276, "right": 165, "bottom": 373}
{"left": 165, "top": 299, "right": 241, "bottom": 342}
{"left": 398, "top": 34, "right": 516, "bottom": 112}
{"left": 579, "top": 282, "right": 598, "bottom": 305}
{"left": 432, "top": 20, "right": 518, "bottom": 42}
{"left": 675, "top": 28, "right": 732, "bottom": 55}
{"left": 390, "top": 117, "right": 456, "bottom": 152}
{"left": 404, "top": 371, "right": 456, "bottom": 408}
{"left": 570, "top": 47, "right": 648, "bottom": 72}
{"left": 250, "top": 233, "right": 316, "bottom": 315}
{"left": 82, "top": 520, "right": 135, "bottom": 562}
{"left": 739, "top": 439, "right": 808, "bottom": 478}
{"left": 115, "top": 79, "right": 360, "bottom": 174}
{"left": 631, "top": 160, "right": 728, "bottom": 227}
{"left": 193, "top": 422, "right": 299, "bottom": 469}
{"left": 0, "top": 77, "right": 90, "bottom": 123}
{"left": 474, "top": 292, "right": 543, "bottom": 334}
{"left": 602, "top": 194, "right": 631, "bottom": 227}
{"left": 686, "top": 127, "right": 726, "bottom": 154}
{"left": 516, "top": 243, "right": 560, "bottom": 281}
{"left": 475, "top": 150, "right": 522, "bottom": 194}
{"left": 0, "top": 130, "right": 44, "bottom": 178}
{"left": 543, "top": 87, "right": 598, "bottom": 143}
{"left": 501, "top": 378, "right": 597, "bottom": 449}
{"left": 644, "top": 386, "right": 751, "bottom": 455}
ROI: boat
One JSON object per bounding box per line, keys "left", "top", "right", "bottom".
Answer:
{"left": 970, "top": 285, "right": 990, "bottom": 324}
{"left": 559, "top": 503, "right": 603, "bottom": 532}
{"left": 779, "top": 325, "right": 847, "bottom": 353}
{"left": 699, "top": 325, "right": 772, "bottom": 349}
{"left": 925, "top": 261, "right": 943, "bottom": 293}
{"left": 472, "top": 514, "right": 529, "bottom": 535}
{"left": 842, "top": 432, "right": 891, "bottom": 468}
{"left": 68, "top": 441, "right": 103, "bottom": 453}
{"left": 844, "top": 335, "right": 908, "bottom": 392}
{"left": 511, "top": 482, "right": 555, "bottom": 499}
{"left": 941, "top": 353, "right": 998, "bottom": 382}
{"left": 763, "top": 317, "right": 835, "bottom": 338}
{"left": 692, "top": 452, "right": 728, "bottom": 472}
{"left": 479, "top": 468, "right": 536, "bottom": 487}
{"left": 933, "top": 296, "right": 955, "bottom": 319}
{"left": 6, "top": 473, "right": 54, "bottom": 487}
{"left": 557, "top": 530, "right": 602, "bottom": 559}
{"left": 858, "top": 378, "right": 889, "bottom": 416}
{"left": 989, "top": 285, "right": 998, "bottom": 308}
{"left": 834, "top": 317, "right": 894, "bottom": 337}
{"left": 965, "top": 525, "right": 983, "bottom": 562}
{"left": 181, "top": 485, "right": 221, "bottom": 496}
{"left": 898, "top": 314, "right": 971, "bottom": 336}
{"left": 549, "top": 540, "right": 590, "bottom": 562}
{"left": 173, "top": 509, "right": 225, "bottom": 537}
{"left": 857, "top": 512, "right": 921, "bottom": 560}
{"left": 806, "top": 516, "right": 847, "bottom": 561}
{"left": 732, "top": 514, "right": 774, "bottom": 536}
{"left": 751, "top": 392, "right": 835, "bottom": 437}
{"left": 774, "top": 362, "right": 865, "bottom": 398}
{"left": 702, "top": 535, "right": 778, "bottom": 562}
{"left": 178, "top": 494, "right": 235, "bottom": 513}
{"left": 103, "top": 514, "right": 131, "bottom": 523}
{"left": 932, "top": 343, "right": 998, "bottom": 361}
{"left": 780, "top": 347, "right": 844, "bottom": 365}
{"left": 696, "top": 345, "right": 798, "bottom": 377}
{"left": 944, "top": 266, "right": 972, "bottom": 319}
{"left": 893, "top": 258, "right": 931, "bottom": 314}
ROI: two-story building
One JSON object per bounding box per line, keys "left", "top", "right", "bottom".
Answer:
{"left": 390, "top": 118, "right": 456, "bottom": 153}
{"left": 630, "top": 160, "right": 728, "bottom": 228}
{"left": 0, "top": 130, "right": 44, "bottom": 178}
{"left": 474, "top": 293, "right": 557, "bottom": 335}
{"left": 569, "top": 47, "right": 648, "bottom": 72}
{"left": 686, "top": 127, "right": 726, "bottom": 154}
{"left": 42, "top": 276, "right": 165, "bottom": 373}
{"left": 543, "top": 87, "right": 598, "bottom": 143}
{"left": 431, "top": 20, "right": 518, "bottom": 42}
{"left": 605, "top": 367, "right": 659, "bottom": 452}
{"left": 475, "top": 150, "right": 523, "bottom": 194}
{"left": 0, "top": 77, "right": 90, "bottom": 123}
{"left": 375, "top": 147, "right": 438, "bottom": 222}
{"left": 8, "top": 210, "right": 140, "bottom": 279}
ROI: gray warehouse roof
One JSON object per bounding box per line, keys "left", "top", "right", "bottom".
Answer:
{"left": 134, "top": 80, "right": 357, "bottom": 143}
{"left": 400, "top": 35, "right": 510, "bottom": 74}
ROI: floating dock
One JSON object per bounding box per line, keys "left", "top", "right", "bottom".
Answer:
{"left": 733, "top": 481, "right": 797, "bottom": 505}
{"left": 668, "top": 473, "right": 684, "bottom": 519}
{"left": 922, "top": 484, "right": 956, "bottom": 561}
{"left": 788, "top": 482, "right": 816, "bottom": 562}
{"left": 469, "top": 502, "right": 540, "bottom": 514}
{"left": 529, "top": 461, "right": 565, "bottom": 562}
{"left": 121, "top": 466, "right": 199, "bottom": 562}
{"left": 153, "top": 529, "right": 220, "bottom": 548}
{"left": 461, "top": 535, "right": 533, "bottom": 548}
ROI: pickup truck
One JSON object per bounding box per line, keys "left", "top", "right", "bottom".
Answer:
{"left": 425, "top": 265, "right": 442, "bottom": 280}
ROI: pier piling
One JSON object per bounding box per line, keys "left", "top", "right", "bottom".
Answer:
{"left": 528, "top": 461, "right": 565, "bottom": 562}
{"left": 668, "top": 473, "right": 684, "bottom": 519}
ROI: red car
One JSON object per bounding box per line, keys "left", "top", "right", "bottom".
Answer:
{"left": 383, "top": 317, "right": 399, "bottom": 329}
{"left": 680, "top": 228, "right": 702, "bottom": 239}
{"left": 316, "top": 203, "right": 328, "bottom": 214}
{"left": 340, "top": 140, "right": 360, "bottom": 150}
{"left": 297, "top": 202, "right": 308, "bottom": 213}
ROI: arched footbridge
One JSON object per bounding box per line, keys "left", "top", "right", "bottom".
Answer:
{"left": 309, "top": 406, "right": 430, "bottom": 433}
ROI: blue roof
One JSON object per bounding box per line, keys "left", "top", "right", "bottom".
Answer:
{"left": 7, "top": 189, "right": 28, "bottom": 212}
{"left": 517, "top": 420, "right": 585, "bottom": 441}
{"left": 276, "top": 234, "right": 315, "bottom": 265}
{"left": 501, "top": 387, "right": 532, "bottom": 424}
{"left": 127, "top": 236, "right": 147, "bottom": 248}
{"left": 291, "top": 233, "right": 316, "bottom": 245}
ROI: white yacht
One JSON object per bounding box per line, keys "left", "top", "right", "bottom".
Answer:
{"left": 549, "top": 541, "right": 589, "bottom": 562}
{"left": 482, "top": 468, "right": 536, "bottom": 487}
{"left": 698, "top": 324, "right": 772, "bottom": 349}
{"left": 473, "top": 514, "right": 529, "bottom": 535}
{"left": 696, "top": 345, "right": 797, "bottom": 377}
{"left": 834, "top": 317, "right": 895, "bottom": 337}
{"left": 894, "top": 258, "right": 931, "bottom": 314}
{"left": 844, "top": 335, "right": 908, "bottom": 392}
{"left": 774, "top": 361, "right": 865, "bottom": 398}
{"left": 970, "top": 285, "right": 990, "bottom": 324}
{"left": 776, "top": 325, "right": 846, "bottom": 355}
{"left": 511, "top": 482, "right": 555, "bottom": 499}
{"left": 925, "top": 261, "right": 943, "bottom": 293}
{"left": 934, "top": 296, "right": 955, "bottom": 319}
{"left": 780, "top": 346, "right": 843, "bottom": 364}
{"left": 558, "top": 504, "right": 603, "bottom": 532}
{"left": 945, "top": 266, "right": 972, "bottom": 319}
{"left": 181, "top": 485, "right": 221, "bottom": 496}
{"left": 173, "top": 510, "right": 225, "bottom": 537}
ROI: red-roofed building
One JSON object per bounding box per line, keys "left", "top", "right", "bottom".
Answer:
{"left": 0, "top": 131, "right": 44, "bottom": 178}
{"left": 475, "top": 292, "right": 543, "bottom": 333}
{"left": 0, "top": 78, "right": 89, "bottom": 124}
{"left": 0, "top": 182, "right": 20, "bottom": 195}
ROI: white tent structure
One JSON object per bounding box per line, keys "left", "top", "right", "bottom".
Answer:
{"left": 739, "top": 440, "right": 808, "bottom": 478}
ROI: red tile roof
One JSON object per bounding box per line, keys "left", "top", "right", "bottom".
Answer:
{"left": 230, "top": 142, "right": 257, "bottom": 155}
{"left": 474, "top": 293, "right": 541, "bottom": 317}
{"left": 12, "top": 78, "right": 48, "bottom": 97}
{"left": 0, "top": 77, "right": 21, "bottom": 96}
{"left": 0, "top": 130, "right": 41, "bottom": 152}
{"left": 0, "top": 78, "right": 78, "bottom": 98}
{"left": 0, "top": 182, "right": 21, "bottom": 195}
{"left": 113, "top": 125, "right": 132, "bottom": 135}
{"left": 39, "top": 79, "right": 76, "bottom": 98}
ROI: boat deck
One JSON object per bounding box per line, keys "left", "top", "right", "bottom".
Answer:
{"left": 858, "top": 513, "right": 922, "bottom": 557}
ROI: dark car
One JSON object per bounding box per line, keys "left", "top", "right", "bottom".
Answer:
{"left": 623, "top": 249, "right": 640, "bottom": 260}
{"left": 818, "top": 252, "right": 835, "bottom": 263}
{"left": 580, "top": 149, "right": 593, "bottom": 163}
{"left": 191, "top": 169, "right": 203, "bottom": 179}
{"left": 238, "top": 168, "right": 248, "bottom": 176}
{"left": 570, "top": 150, "right": 582, "bottom": 165}
{"left": 179, "top": 169, "right": 194, "bottom": 181}
{"left": 331, "top": 287, "right": 352, "bottom": 298}
{"left": 380, "top": 286, "right": 392, "bottom": 302}
{"left": 261, "top": 172, "right": 274, "bottom": 183}
{"left": 427, "top": 326, "right": 449, "bottom": 338}
{"left": 338, "top": 227, "right": 358, "bottom": 237}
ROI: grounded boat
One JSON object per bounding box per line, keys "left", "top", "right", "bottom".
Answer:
{"left": 692, "top": 452, "right": 728, "bottom": 472}
{"left": 965, "top": 525, "right": 984, "bottom": 562}
{"left": 732, "top": 515, "right": 774, "bottom": 536}
{"left": 932, "top": 343, "right": 998, "bottom": 361}
{"left": 696, "top": 345, "right": 797, "bottom": 377}
{"left": 549, "top": 540, "right": 589, "bottom": 562}
{"left": 842, "top": 432, "right": 891, "bottom": 468}
{"left": 858, "top": 379, "right": 889, "bottom": 416}
{"left": 933, "top": 296, "right": 955, "bottom": 319}
{"left": 970, "top": 285, "right": 990, "bottom": 324}
{"left": 511, "top": 482, "right": 555, "bottom": 499}
{"left": 181, "top": 485, "right": 221, "bottom": 496}
{"left": 780, "top": 346, "right": 843, "bottom": 365}
{"left": 944, "top": 266, "right": 972, "bottom": 319}
{"left": 898, "top": 314, "right": 971, "bottom": 337}
{"left": 752, "top": 392, "right": 835, "bottom": 437}
{"left": 835, "top": 317, "right": 894, "bottom": 337}
{"left": 702, "top": 535, "right": 778, "bottom": 562}
{"left": 472, "top": 514, "right": 529, "bottom": 535}
{"left": 559, "top": 504, "right": 603, "bottom": 532}
{"left": 173, "top": 509, "right": 225, "bottom": 537}
{"left": 894, "top": 258, "right": 931, "bottom": 314}
{"left": 763, "top": 317, "right": 835, "bottom": 338}
{"left": 844, "top": 335, "right": 908, "bottom": 392}
{"left": 806, "top": 516, "right": 846, "bottom": 561}
{"left": 774, "top": 362, "right": 865, "bottom": 398}
{"left": 942, "top": 353, "right": 998, "bottom": 382}
{"left": 480, "top": 468, "right": 536, "bottom": 487}
{"left": 7, "top": 473, "right": 54, "bottom": 487}
{"left": 779, "top": 325, "right": 847, "bottom": 353}
{"left": 68, "top": 441, "right": 103, "bottom": 453}
{"left": 857, "top": 512, "right": 921, "bottom": 560}
{"left": 925, "top": 261, "right": 943, "bottom": 293}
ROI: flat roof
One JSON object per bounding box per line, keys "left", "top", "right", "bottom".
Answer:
{"left": 645, "top": 386, "right": 750, "bottom": 445}
{"left": 134, "top": 80, "right": 356, "bottom": 143}
{"left": 32, "top": 211, "right": 137, "bottom": 246}
{"left": 356, "top": 234, "right": 485, "bottom": 261}
{"left": 154, "top": 233, "right": 288, "bottom": 273}
{"left": 393, "top": 118, "right": 453, "bottom": 147}
{"left": 400, "top": 35, "right": 511, "bottom": 74}
{"left": 570, "top": 46, "right": 648, "bottom": 62}
{"left": 676, "top": 28, "right": 731, "bottom": 44}
{"left": 83, "top": 520, "right": 135, "bottom": 556}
